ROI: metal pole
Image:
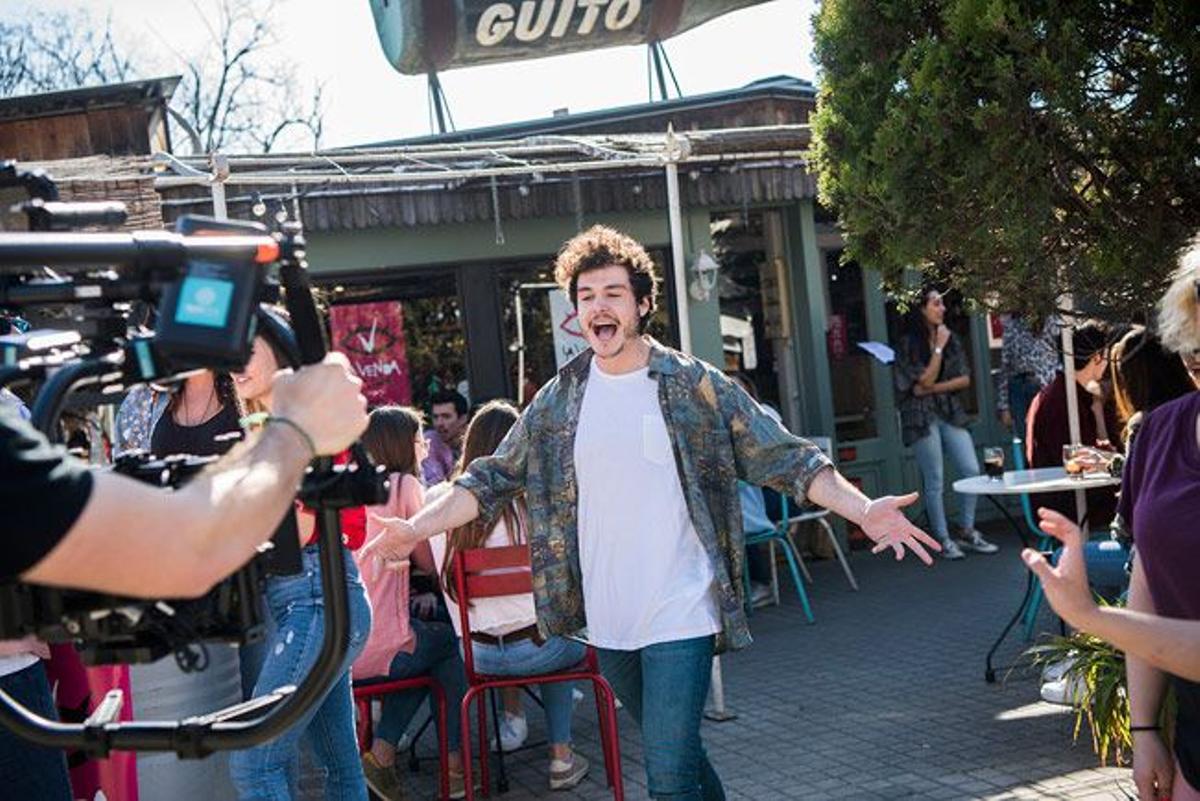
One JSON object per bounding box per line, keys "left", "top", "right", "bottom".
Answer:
{"left": 664, "top": 151, "right": 693, "bottom": 355}
{"left": 1060, "top": 297, "right": 1088, "bottom": 527}
{"left": 515, "top": 289, "right": 526, "bottom": 406}
{"left": 704, "top": 655, "right": 737, "bottom": 722}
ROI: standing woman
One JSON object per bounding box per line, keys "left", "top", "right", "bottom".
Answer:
{"left": 227, "top": 314, "right": 373, "bottom": 801}
{"left": 894, "top": 286, "right": 998, "bottom": 560}
{"left": 114, "top": 370, "right": 242, "bottom": 458}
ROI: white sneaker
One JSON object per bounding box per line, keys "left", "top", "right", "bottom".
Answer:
{"left": 549, "top": 752, "right": 589, "bottom": 791}
{"left": 490, "top": 712, "right": 528, "bottom": 752}
{"left": 939, "top": 538, "right": 966, "bottom": 560}
{"left": 1040, "top": 673, "right": 1085, "bottom": 706}
{"left": 1041, "top": 657, "right": 1075, "bottom": 684}
{"left": 956, "top": 528, "right": 999, "bottom": 554}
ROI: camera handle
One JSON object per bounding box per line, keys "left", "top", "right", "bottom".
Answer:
{"left": 0, "top": 228, "right": 360, "bottom": 758}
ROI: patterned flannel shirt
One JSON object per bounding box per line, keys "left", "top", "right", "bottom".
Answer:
{"left": 894, "top": 331, "right": 970, "bottom": 447}
{"left": 455, "top": 340, "right": 833, "bottom": 653}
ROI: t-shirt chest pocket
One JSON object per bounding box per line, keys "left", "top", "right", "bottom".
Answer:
{"left": 642, "top": 413, "right": 674, "bottom": 466}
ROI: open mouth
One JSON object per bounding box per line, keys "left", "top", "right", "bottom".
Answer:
{"left": 591, "top": 320, "right": 619, "bottom": 344}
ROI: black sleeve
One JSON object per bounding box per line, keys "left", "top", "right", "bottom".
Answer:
{"left": 0, "top": 408, "right": 95, "bottom": 580}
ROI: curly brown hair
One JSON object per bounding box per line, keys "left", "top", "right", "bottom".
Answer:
{"left": 553, "top": 225, "right": 660, "bottom": 333}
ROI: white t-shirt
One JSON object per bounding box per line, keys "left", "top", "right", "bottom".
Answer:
{"left": 573, "top": 358, "right": 721, "bottom": 650}
{"left": 427, "top": 484, "right": 537, "bottom": 639}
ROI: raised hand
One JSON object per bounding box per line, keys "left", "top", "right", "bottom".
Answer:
{"left": 863, "top": 492, "right": 941, "bottom": 565}
{"left": 1020, "top": 507, "right": 1096, "bottom": 629}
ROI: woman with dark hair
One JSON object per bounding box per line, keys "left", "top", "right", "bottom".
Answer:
{"left": 355, "top": 405, "right": 468, "bottom": 801}
{"left": 894, "top": 286, "right": 997, "bottom": 560}
{"left": 1109, "top": 327, "right": 1196, "bottom": 450}
{"left": 115, "top": 370, "right": 242, "bottom": 458}
{"left": 228, "top": 330, "right": 374, "bottom": 801}
{"left": 429, "top": 400, "right": 590, "bottom": 792}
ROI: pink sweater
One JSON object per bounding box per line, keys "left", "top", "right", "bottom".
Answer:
{"left": 352, "top": 473, "right": 424, "bottom": 680}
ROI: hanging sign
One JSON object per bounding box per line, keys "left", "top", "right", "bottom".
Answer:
{"left": 548, "top": 289, "right": 588, "bottom": 369}
{"left": 330, "top": 301, "right": 413, "bottom": 407}
{"left": 370, "top": 0, "right": 770, "bottom": 75}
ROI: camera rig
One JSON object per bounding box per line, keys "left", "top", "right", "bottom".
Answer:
{"left": 0, "top": 163, "right": 386, "bottom": 759}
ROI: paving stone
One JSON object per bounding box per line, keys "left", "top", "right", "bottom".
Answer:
{"left": 392, "top": 524, "right": 1133, "bottom": 799}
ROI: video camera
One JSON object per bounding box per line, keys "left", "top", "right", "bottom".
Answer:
{"left": 0, "top": 162, "right": 387, "bottom": 759}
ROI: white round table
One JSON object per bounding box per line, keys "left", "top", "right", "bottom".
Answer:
{"left": 952, "top": 467, "right": 1120, "bottom": 682}
{"left": 953, "top": 467, "right": 1120, "bottom": 497}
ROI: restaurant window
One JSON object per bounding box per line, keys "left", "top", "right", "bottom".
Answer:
{"left": 326, "top": 270, "right": 468, "bottom": 413}
{"left": 823, "top": 251, "right": 878, "bottom": 441}
{"left": 713, "top": 210, "right": 791, "bottom": 414}
{"left": 499, "top": 253, "right": 675, "bottom": 405}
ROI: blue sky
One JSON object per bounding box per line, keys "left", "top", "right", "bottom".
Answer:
{"left": 4, "top": 0, "right": 816, "bottom": 148}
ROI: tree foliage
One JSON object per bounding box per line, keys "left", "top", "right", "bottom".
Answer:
{"left": 0, "top": 1, "right": 322, "bottom": 155}
{"left": 812, "top": 0, "right": 1200, "bottom": 320}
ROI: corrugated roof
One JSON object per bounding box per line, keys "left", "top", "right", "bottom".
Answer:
{"left": 364, "top": 75, "right": 816, "bottom": 147}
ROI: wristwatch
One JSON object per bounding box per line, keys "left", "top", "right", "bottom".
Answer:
{"left": 934, "top": 346, "right": 943, "bottom": 355}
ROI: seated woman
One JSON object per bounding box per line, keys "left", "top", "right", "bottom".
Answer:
{"left": 428, "top": 400, "right": 590, "bottom": 793}
{"left": 355, "top": 406, "right": 468, "bottom": 801}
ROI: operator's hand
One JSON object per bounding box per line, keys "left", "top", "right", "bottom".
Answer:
{"left": 1021, "top": 507, "right": 1097, "bottom": 630}
{"left": 863, "top": 493, "right": 941, "bottom": 565}
{"left": 934, "top": 324, "right": 952, "bottom": 350}
{"left": 361, "top": 513, "right": 420, "bottom": 562}
{"left": 271, "top": 352, "right": 367, "bottom": 455}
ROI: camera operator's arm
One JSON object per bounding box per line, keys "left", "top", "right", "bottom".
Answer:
{"left": 18, "top": 355, "right": 366, "bottom": 597}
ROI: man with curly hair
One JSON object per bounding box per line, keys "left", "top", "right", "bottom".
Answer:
{"left": 366, "top": 225, "right": 939, "bottom": 800}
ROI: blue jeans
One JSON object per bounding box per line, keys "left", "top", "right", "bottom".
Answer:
{"left": 375, "top": 619, "right": 467, "bottom": 752}
{"left": 469, "top": 635, "right": 586, "bottom": 745}
{"left": 911, "top": 418, "right": 981, "bottom": 540}
{"left": 597, "top": 636, "right": 724, "bottom": 801}
{"left": 0, "top": 661, "right": 72, "bottom": 801}
{"left": 229, "top": 547, "right": 372, "bottom": 801}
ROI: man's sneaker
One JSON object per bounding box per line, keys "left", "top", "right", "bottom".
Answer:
{"left": 956, "top": 528, "right": 999, "bottom": 554}
{"left": 549, "top": 752, "right": 590, "bottom": 791}
{"left": 361, "top": 752, "right": 407, "bottom": 801}
{"left": 490, "top": 711, "right": 528, "bottom": 752}
{"left": 939, "top": 538, "right": 966, "bottom": 560}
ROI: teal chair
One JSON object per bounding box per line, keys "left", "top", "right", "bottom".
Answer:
{"left": 1009, "top": 438, "right": 1053, "bottom": 639}
{"left": 743, "top": 489, "right": 815, "bottom": 624}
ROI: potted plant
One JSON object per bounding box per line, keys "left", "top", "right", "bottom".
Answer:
{"left": 1027, "top": 614, "right": 1175, "bottom": 766}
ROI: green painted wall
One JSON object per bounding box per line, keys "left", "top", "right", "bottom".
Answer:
{"left": 305, "top": 208, "right": 725, "bottom": 366}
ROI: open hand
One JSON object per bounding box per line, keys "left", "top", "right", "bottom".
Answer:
{"left": 361, "top": 513, "right": 419, "bottom": 563}
{"left": 863, "top": 493, "right": 941, "bottom": 565}
{"left": 1020, "top": 508, "right": 1097, "bottom": 629}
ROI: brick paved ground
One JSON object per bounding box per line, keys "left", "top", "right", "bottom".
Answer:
{"left": 392, "top": 523, "right": 1135, "bottom": 801}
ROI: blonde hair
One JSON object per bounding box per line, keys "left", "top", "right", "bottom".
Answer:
{"left": 1157, "top": 235, "right": 1200, "bottom": 354}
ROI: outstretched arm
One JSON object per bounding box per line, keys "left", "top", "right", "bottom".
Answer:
{"left": 1024, "top": 508, "right": 1200, "bottom": 682}
{"left": 363, "top": 484, "right": 481, "bottom": 562}
{"left": 806, "top": 468, "right": 940, "bottom": 565}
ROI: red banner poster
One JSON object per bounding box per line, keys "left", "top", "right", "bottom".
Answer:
{"left": 45, "top": 646, "right": 138, "bottom": 800}
{"left": 330, "top": 301, "right": 412, "bottom": 408}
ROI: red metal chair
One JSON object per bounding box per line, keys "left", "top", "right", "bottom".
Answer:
{"left": 452, "top": 544, "right": 624, "bottom": 801}
{"left": 353, "top": 674, "right": 450, "bottom": 801}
